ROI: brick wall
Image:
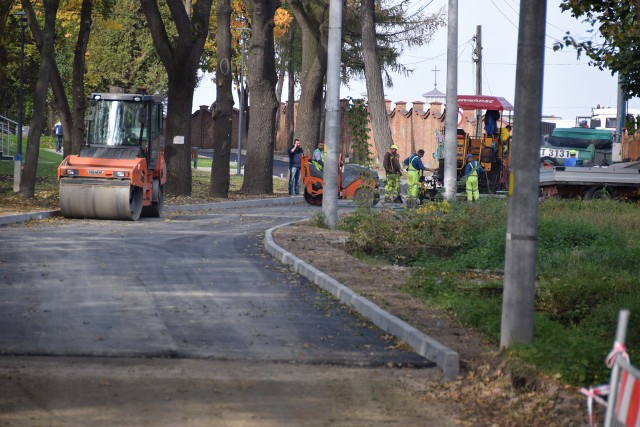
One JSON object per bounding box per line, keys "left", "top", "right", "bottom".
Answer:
{"left": 191, "top": 105, "right": 240, "bottom": 150}
{"left": 193, "top": 99, "right": 487, "bottom": 166}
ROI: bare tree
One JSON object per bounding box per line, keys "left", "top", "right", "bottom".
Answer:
{"left": 140, "top": 0, "right": 213, "bottom": 196}
{"left": 239, "top": 0, "right": 279, "bottom": 194}
{"left": 209, "top": 0, "right": 233, "bottom": 197}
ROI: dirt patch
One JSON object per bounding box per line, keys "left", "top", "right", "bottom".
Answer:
{"left": 272, "top": 222, "right": 587, "bottom": 427}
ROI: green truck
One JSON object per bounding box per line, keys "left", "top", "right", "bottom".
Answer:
{"left": 539, "top": 127, "right": 613, "bottom": 167}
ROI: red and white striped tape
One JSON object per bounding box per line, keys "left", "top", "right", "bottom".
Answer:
{"left": 606, "top": 342, "right": 630, "bottom": 368}
{"left": 580, "top": 385, "right": 610, "bottom": 427}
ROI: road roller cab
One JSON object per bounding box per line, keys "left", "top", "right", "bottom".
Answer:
{"left": 57, "top": 92, "right": 167, "bottom": 220}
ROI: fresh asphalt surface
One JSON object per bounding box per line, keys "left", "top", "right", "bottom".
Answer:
{"left": 0, "top": 201, "right": 431, "bottom": 368}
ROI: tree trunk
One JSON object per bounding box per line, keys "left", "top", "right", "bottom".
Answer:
{"left": 240, "top": 0, "right": 279, "bottom": 195}
{"left": 209, "top": 0, "right": 233, "bottom": 197}
{"left": 361, "top": 0, "right": 393, "bottom": 165}
{"left": 164, "top": 73, "right": 196, "bottom": 194}
{"left": 19, "top": 0, "right": 58, "bottom": 198}
{"left": 70, "top": 0, "right": 92, "bottom": 154}
{"left": 21, "top": 0, "right": 74, "bottom": 156}
{"left": 140, "top": 0, "right": 213, "bottom": 196}
{"left": 288, "top": 1, "right": 329, "bottom": 154}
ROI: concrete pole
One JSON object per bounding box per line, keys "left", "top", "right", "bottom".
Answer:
{"left": 13, "top": 12, "right": 27, "bottom": 193}
{"left": 613, "top": 74, "right": 625, "bottom": 162}
{"left": 500, "top": 0, "right": 547, "bottom": 348}
{"left": 475, "top": 25, "right": 482, "bottom": 138}
{"left": 237, "top": 30, "right": 247, "bottom": 175}
{"left": 322, "top": 0, "right": 343, "bottom": 229}
{"left": 443, "top": 0, "right": 458, "bottom": 201}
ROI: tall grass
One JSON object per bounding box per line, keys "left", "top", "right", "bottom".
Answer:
{"left": 340, "top": 198, "right": 640, "bottom": 384}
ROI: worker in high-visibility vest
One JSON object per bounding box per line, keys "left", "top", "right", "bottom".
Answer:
{"left": 463, "top": 153, "right": 484, "bottom": 202}
{"left": 312, "top": 141, "right": 325, "bottom": 171}
{"left": 403, "top": 149, "right": 433, "bottom": 207}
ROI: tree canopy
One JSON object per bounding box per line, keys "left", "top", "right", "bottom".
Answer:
{"left": 558, "top": 0, "right": 640, "bottom": 97}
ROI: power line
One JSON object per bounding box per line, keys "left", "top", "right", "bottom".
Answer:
{"left": 401, "top": 37, "right": 474, "bottom": 65}
{"left": 489, "top": 0, "right": 518, "bottom": 30}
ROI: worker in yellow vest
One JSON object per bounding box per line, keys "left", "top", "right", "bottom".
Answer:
{"left": 463, "top": 153, "right": 484, "bottom": 202}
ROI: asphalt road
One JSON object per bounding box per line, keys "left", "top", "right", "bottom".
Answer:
{"left": 0, "top": 202, "right": 451, "bottom": 426}
{"left": 0, "top": 203, "right": 428, "bottom": 366}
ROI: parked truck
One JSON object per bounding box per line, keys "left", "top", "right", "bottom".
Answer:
{"left": 539, "top": 127, "right": 613, "bottom": 168}
{"left": 539, "top": 161, "right": 640, "bottom": 200}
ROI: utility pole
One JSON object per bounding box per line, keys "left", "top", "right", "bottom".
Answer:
{"left": 613, "top": 74, "right": 625, "bottom": 162}
{"left": 443, "top": 0, "right": 458, "bottom": 201}
{"left": 474, "top": 25, "right": 482, "bottom": 138}
{"left": 236, "top": 28, "right": 249, "bottom": 175}
{"left": 13, "top": 11, "right": 27, "bottom": 193}
{"left": 500, "top": 0, "right": 547, "bottom": 347}
{"left": 323, "top": 0, "right": 343, "bottom": 229}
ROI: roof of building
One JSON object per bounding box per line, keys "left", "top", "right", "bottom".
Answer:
{"left": 422, "top": 87, "right": 446, "bottom": 98}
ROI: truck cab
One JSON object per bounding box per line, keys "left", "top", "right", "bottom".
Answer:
{"left": 540, "top": 127, "right": 613, "bottom": 167}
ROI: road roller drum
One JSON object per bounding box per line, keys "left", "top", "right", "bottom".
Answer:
{"left": 60, "top": 178, "right": 143, "bottom": 221}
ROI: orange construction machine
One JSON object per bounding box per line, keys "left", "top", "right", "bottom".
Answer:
{"left": 57, "top": 92, "right": 167, "bottom": 220}
{"left": 300, "top": 155, "right": 380, "bottom": 206}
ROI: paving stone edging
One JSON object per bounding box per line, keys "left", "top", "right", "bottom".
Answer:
{"left": 264, "top": 223, "right": 460, "bottom": 381}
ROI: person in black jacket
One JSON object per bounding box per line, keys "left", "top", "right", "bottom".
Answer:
{"left": 288, "top": 139, "right": 304, "bottom": 195}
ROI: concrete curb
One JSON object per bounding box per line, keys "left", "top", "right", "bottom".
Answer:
{"left": 163, "top": 196, "right": 302, "bottom": 213}
{"left": 0, "top": 197, "right": 302, "bottom": 227}
{"left": 264, "top": 223, "right": 460, "bottom": 381}
{"left": 0, "top": 210, "right": 61, "bottom": 226}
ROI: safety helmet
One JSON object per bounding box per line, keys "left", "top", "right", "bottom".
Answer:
{"left": 466, "top": 153, "right": 474, "bottom": 159}
{"left": 390, "top": 144, "right": 398, "bottom": 150}
{"left": 570, "top": 150, "right": 577, "bottom": 156}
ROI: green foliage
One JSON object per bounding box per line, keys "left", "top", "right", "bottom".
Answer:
{"left": 625, "top": 115, "right": 640, "bottom": 136}
{"left": 345, "top": 97, "right": 372, "bottom": 166}
{"left": 85, "top": 0, "right": 169, "bottom": 94}
{"left": 339, "top": 197, "right": 640, "bottom": 385}
{"left": 557, "top": 1, "right": 640, "bottom": 97}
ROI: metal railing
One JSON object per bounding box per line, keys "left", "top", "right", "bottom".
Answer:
{"left": 0, "top": 114, "right": 18, "bottom": 159}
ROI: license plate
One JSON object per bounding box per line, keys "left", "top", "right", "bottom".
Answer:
{"left": 540, "top": 148, "right": 573, "bottom": 159}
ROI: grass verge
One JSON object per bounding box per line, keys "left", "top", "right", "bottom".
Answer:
{"left": 339, "top": 197, "right": 640, "bottom": 385}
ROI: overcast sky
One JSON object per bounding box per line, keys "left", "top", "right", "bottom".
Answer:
{"left": 193, "top": 0, "right": 636, "bottom": 121}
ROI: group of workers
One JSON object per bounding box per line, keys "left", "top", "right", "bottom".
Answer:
{"left": 290, "top": 133, "right": 502, "bottom": 205}
{"left": 383, "top": 145, "right": 485, "bottom": 205}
